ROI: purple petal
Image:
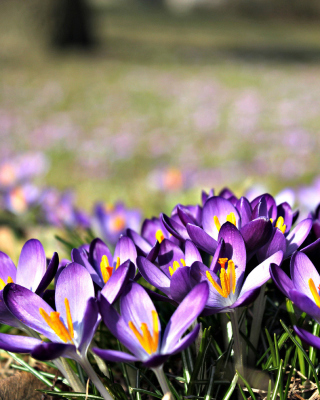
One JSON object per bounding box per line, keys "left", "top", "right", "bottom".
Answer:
{"left": 101, "top": 260, "right": 134, "bottom": 303}
{"left": 230, "top": 288, "right": 260, "bottom": 308}
{"left": 55, "top": 262, "right": 95, "bottom": 343}
{"left": 289, "top": 289, "right": 320, "bottom": 322}
{"left": 293, "top": 326, "right": 320, "bottom": 350}
{"left": 141, "top": 217, "right": 166, "bottom": 246}
{"left": 0, "top": 333, "right": 42, "bottom": 353}
{"left": 126, "top": 228, "right": 152, "bottom": 256}
{"left": 92, "top": 348, "right": 139, "bottom": 363}
{"left": 114, "top": 236, "right": 137, "bottom": 268}
{"left": 202, "top": 197, "right": 240, "bottom": 240}
{"left": 184, "top": 240, "right": 202, "bottom": 265}
{"left": 72, "top": 248, "right": 103, "bottom": 288}
{"left": 177, "top": 206, "right": 199, "bottom": 226}
{"left": 209, "top": 239, "right": 225, "bottom": 272}
{"left": 285, "top": 219, "right": 312, "bottom": 258}
{"left": 142, "top": 354, "right": 169, "bottom": 368}
{"left": 78, "top": 297, "right": 99, "bottom": 354}
{"left": 137, "top": 256, "right": 171, "bottom": 296}
{"left": 239, "top": 251, "right": 283, "bottom": 296}
{"left": 36, "top": 252, "right": 59, "bottom": 296}
{"left": 89, "top": 238, "right": 113, "bottom": 273}
{"left": 162, "top": 214, "right": 189, "bottom": 241}
{"left": 269, "top": 264, "right": 294, "bottom": 298}
{"left": 251, "top": 197, "right": 268, "bottom": 220}
{"left": 241, "top": 218, "right": 273, "bottom": 257}
{"left": 290, "top": 251, "right": 320, "bottom": 299}
{"left": 161, "top": 281, "right": 209, "bottom": 352}
{"left": 277, "top": 202, "right": 293, "bottom": 232}
{"left": 0, "top": 291, "right": 23, "bottom": 328}
{"left": 3, "top": 284, "right": 59, "bottom": 342}
{"left": 169, "top": 324, "right": 201, "bottom": 355}
{"left": 186, "top": 224, "right": 218, "bottom": 255}
{"left": 0, "top": 252, "right": 16, "bottom": 283}
{"left": 236, "top": 197, "right": 252, "bottom": 226}
{"left": 257, "top": 228, "right": 286, "bottom": 262}
{"left": 158, "top": 239, "right": 184, "bottom": 270}
{"left": 251, "top": 194, "right": 277, "bottom": 220}
{"left": 300, "top": 238, "right": 320, "bottom": 269}
{"left": 31, "top": 343, "right": 77, "bottom": 361}
{"left": 146, "top": 241, "right": 160, "bottom": 263}
{"left": 16, "top": 239, "right": 46, "bottom": 292}
{"left": 170, "top": 267, "right": 193, "bottom": 303}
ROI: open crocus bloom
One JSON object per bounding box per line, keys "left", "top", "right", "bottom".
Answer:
{"left": 270, "top": 251, "right": 320, "bottom": 324}
{"left": 190, "top": 223, "right": 283, "bottom": 314}
{"left": 0, "top": 262, "right": 97, "bottom": 361}
{"left": 93, "top": 281, "right": 209, "bottom": 368}
{"left": 0, "top": 239, "right": 58, "bottom": 328}
{"left": 72, "top": 236, "right": 136, "bottom": 300}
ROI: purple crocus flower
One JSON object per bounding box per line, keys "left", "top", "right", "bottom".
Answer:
{"left": 71, "top": 236, "right": 136, "bottom": 298}
{"left": 4, "top": 183, "right": 40, "bottom": 215}
{"left": 0, "top": 239, "right": 58, "bottom": 328}
{"left": 94, "top": 201, "right": 141, "bottom": 246}
{"left": 137, "top": 239, "right": 202, "bottom": 304}
{"left": 93, "top": 281, "right": 209, "bottom": 368}
{"left": 293, "top": 326, "right": 320, "bottom": 353}
{"left": 0, "top": 262, "right": 113, "bottom": 400}
{"left": 270, "top": 251, "right": 320, "bottom": 324}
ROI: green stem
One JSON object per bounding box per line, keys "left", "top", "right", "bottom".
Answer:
{"left": 152, "top": 366, "right": 173, "bottom": 398}
{"left": 59, "top": 358, "right": 86, "bottom": 393}
{"left": 230, "top": 312, "right": 244, "bottom": 378}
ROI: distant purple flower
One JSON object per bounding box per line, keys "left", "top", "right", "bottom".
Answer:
{"left": 3, "top": 183, "right": 40, "bottom": 214}
{"left": 93, "top": 281, "right": 209, "bottom": 368}
{"left": 94, "top": 202, "right": 141, "bottom": 246}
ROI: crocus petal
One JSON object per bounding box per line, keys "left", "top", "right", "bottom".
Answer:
{"left": 230, "top": 288, "right": 260, "bottom": 308}
{"left": 236, "top": 197, "right": 252, "bottom": 226}
{"left": 0, "top": 291, "right": 23, "bottom": 328}
{"left": 161, "top": 281, "right": 209, "bottom": 353}
{"left": 89, "top": 238, "right": 113, "bottom": 272}
{"left": 294, "top": 327, "right": 320, "bottom": 350}
{"left": 98, "top": 294, "right": 140, "bottom": 356}
{"left": 93, "top": 348, "right": 139, "bottom": 363}
{"left": 177, "top": 206, "right": 198, "bottom": 226}
{"left": 251, "top": 197, "right": 268, "bottom": 220}
{"left": 202, "top": 196, "right": 240, "bottom": 240}
{"left": 35, "top": 252, "right": 59, "bottom": 296}
{"left": 120, "top": 283, "right": 160, "bottom": 346}
{"left": 0, "top": 252, "right": 16, "bottom": 283}
{"left": 241, "top": 218, "right": 273, "bottom": 258}
{"left": 114, "top": 236, "right": 137, "bottom": 268}
{"left": 141, "top": 217, "right": 166, "bottom": 246}
{"left": 285, "top": 219, "right": 312, "bottom": 258}
{"left": 251, "top": 194, "right": 277, "bottom": 220}
{"left": 277, "top": 202, "right": 293, "bottom": 232}
{"left": 126, "top": 228, "right": 152, "bottom": 256}
{"left": 269, "top": 264, "right": 294, "bottom": 298}
{"left": 55, "top": 263, "right": 95, "bottom": 344}
{"left": 16, "top": 239, "right": 46, "bottom": 292}
{"left": 72, "top": 248, "right": 103, "bottom": 287}
{"left": 0, "top": 333, "right": 42, "bottom": 353}
{"left": 300, "top": 238, "right": 320, "bottom": 269}
{"left": 3, "top": 284, "right": 59, "bottom": 342}
{"left": 186, "top": 224, "right": 218, "bottom": 255}
{"left": 142, "top": 354, "right": 170, "bottom": 368}
{"left": 101, "top": 260, "right": 135, "bottom": 303}
{"left": 170, "top": 267, "right": 193, "bottom": 303}
{"left": 289, "top": 289, "right": 320, "bottom": 322}
{"left": 162, "top": 214, "right": 189, "bottom": 241}
{"left": 257, "top": 228, "right": 286, "bottom": 262}
{"left": 290, "top": 251, "right": 320, "bottom": 299}
{"left": 158, "top": 239, "right": 185, "bottom": 270}
{"left": 218, "top": 222, "right": 246, "bottom": 273}
{"left": 31, "top": 343, "right": 77, "bottom": 361}
{"left": 169, "top": 324, "right": 201, "bottom": 355}
{"left": 238, "top": 251, "right": 283, "bottom": 296}
{"left": 184, "top": 240, "right": 202, "bottom": 265}
{"left": 146, "top": 241, "right": 160, "bottom": 263}
{"left": 78, "top": 297, "right": 99, "bottom": 355}
{"left": 137, "top": 256, "right": 171, "bottom": 296}
{"left": 210, "top": 239, "right": 225, "bottom": 272}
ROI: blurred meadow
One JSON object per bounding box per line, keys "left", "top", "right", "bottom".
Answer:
{"left": 1, "top": 0, "right": 320, "bottom": 221}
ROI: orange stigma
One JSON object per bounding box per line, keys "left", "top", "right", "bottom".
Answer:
{"left": 206, "top": 259, "right": 236, "bottom": 298}
{"left": 169, "top": 259, "right": 186, "bottom": 276}
{"left": 213, "top": 212, "right": 236, "bottom": 232}
{"left": 128, "top": 310, "right": 159, "bottom": 354}
{"left": 110, "top": 215, "right": 126, "bottom": 232}
{"left": 40, "top": 298, "right": 74, "bottom": 343}
{"left": 155, "top": 229, "right": 165, "bottom": 243}
{"left": 100, "top": 255, "right": 114, "bottom": 284}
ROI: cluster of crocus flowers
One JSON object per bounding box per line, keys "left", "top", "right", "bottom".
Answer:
{"left": 1, "top": 186, "right": 320, "bottom": 399}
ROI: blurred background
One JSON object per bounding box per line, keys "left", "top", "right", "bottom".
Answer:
{"left": 1, "top": 0, "right": 320, "bottom": 256}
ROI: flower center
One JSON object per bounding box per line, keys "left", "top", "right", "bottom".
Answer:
{"left": 128, "top": 310, "right": 159, "bottom": 355}
{"left": 206, "top": 258, "right": 236, "bottom": 298}
{"left": 39, "top": 298, "right": 74, "bottom": 344}
{"left": 100, "top": 255, "right": 114, "bottom": 284}
{"left": 270, "top": 216, "right": 286, "bottom": 234}
{"left": 110, "top": 215, "right": 126, "bottom": 232}
{"left": 9, "top": 187, "right": 27, "bottom": 214}
{"left": 213, "top": 212, "right": 236, "bottom": 232}
{"left": 155, "top": 229, "right": 165, "bottom": 243}
{"left": 309, "top": 278, "right": 320, "bottom": 308}
{"left": 0, "top": 276, "right": 13, "bottom": 290}
{"left": 169, "top": 259, "right": 186, "bottom": 276}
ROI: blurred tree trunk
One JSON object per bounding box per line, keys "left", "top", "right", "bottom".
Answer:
{"left": 52, "top": 0, "right": 94, "bottom": 49}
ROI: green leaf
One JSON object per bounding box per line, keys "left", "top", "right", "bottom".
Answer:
{"left": 265, "top": 328, "right": 277, "bottom": 369}
{"left": 271, "top": 359, "right": 283, "bottom": 400}
{"left": 236, "top": 369, "right": 256, "bottom": 400}
{"left": 222, "top": 373, "right": 238, "bottom": 400}
{"left": 130, "top": 388, "right": 163, "bottom": 399}
{"left": 38, "top": 390, "right": 103, "bottom": 399}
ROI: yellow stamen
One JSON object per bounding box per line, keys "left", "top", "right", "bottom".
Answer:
{"left": 64, "top": 298, "right": 74, "bottom": 339}
{"left": 100, "top": 255, "right": 113, "bottom": 284}
{"left": 169, "top": 260, "right": 182, "bottom": 276}
{"left": 218, "top": 258, "right": 228, "bottom": 269}
{"left": 226, "top": 212, "right": 237, "bottom": 227}
{"left": 180, "top": 259, "right": 186, "bottom": 266}
{"left": 213, "top": 216, "right": 221, "bottom": 232}
{"left": 309, "top": 278, "right": 320, "bottom": 308}
{"left": 275, "top": 216, "right": 286, "bottom": 234}
{"left": 228, "top": 260, "right": 236, "bottom": 294}
{"left": 0, "top": 279, "right": 6, "bottom": 290}
{"left": 39, "top": 308, "right": 73, "bottom": 343}
{"left": 155, "top": 229, "right": 165, "bottom": 243}
{"left": 128, "top": 311, "right": 159, "bottom": 354}
{"left": 220, "top": 268, "right": 229, "bottom": 297}
{"left": 206, "top": 270, "right": 226, "bottom": 298}
{"left": 115, "top": 256, "right": 121, "bottom": 269}
{"left": 270, "top": 218, "right": 273, "bottom": 223}
{"left": 7, "top": 276, "right": 13, "bottom": 284}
